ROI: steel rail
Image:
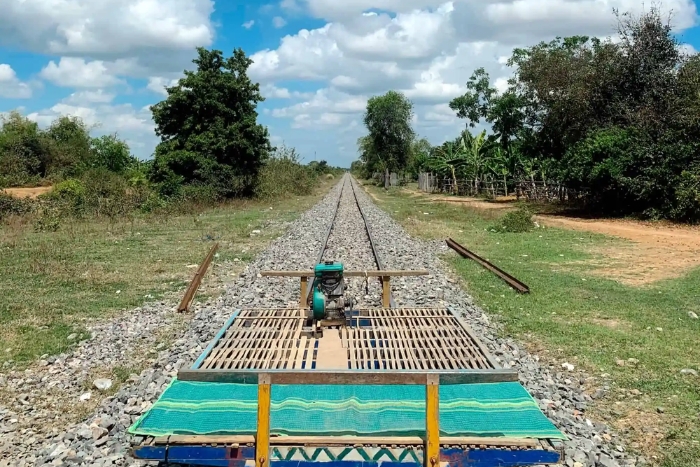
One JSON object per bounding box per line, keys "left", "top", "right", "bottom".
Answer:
{"left": 446, "top": 237, "right": 530, "bottom": 294}
{"left": 348, "top": 176, "right": 396, "bottom": 308}
{"left": 306, "top": 174, "right": 394, "bottom": 307}
{"left": 304, "top": 176, "right": 347, "bottom": 306}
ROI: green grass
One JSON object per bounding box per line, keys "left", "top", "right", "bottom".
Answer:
{"left": 364, "top": 183, "right": 700, "bottom": 467}
{"left": 0, "top": 180, "right": 334, "bottom": 366}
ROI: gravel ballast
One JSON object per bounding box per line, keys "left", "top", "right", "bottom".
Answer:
{"left": 0, "top": 174, "right": 638, "bottom": 467}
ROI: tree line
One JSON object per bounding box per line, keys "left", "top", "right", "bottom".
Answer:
{"left": 353, "top": 7, "right": 700, "bottom": 221}
{"left": 1, "top": 47, "right": 342, "bottom": 223}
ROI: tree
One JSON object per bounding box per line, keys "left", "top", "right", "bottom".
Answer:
{"left": 89, "top": 134, "right": 136, "bottom": 174}
{"left": 449, "top": 69, "right": 525, "bottom": 154}
{"left": 44, "top": 115, "right": 93, "bottom": 177}
{"left": 425, "top": 142, "right": 467, "bottom": 194}
{"left": 150, "top": 47, "right": 273, "bottom": 197}
{"left": 362, "top": 91, "right": 415, "bottom": 174}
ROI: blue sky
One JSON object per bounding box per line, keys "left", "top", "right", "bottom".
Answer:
{"left": 1, "top": 0, "right": 699, "bottom": 168}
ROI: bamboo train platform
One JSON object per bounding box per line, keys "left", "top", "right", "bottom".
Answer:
{"left": 129, "top": 307, "right": 566, "bottom": 467}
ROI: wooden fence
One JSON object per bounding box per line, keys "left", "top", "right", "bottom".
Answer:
{"left": 372, "top": 171, "right": 411, "bottom": 187}
{"left": 417, "top": 173, "right": 588, "bottom": 203}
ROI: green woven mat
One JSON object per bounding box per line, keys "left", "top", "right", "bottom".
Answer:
{"left": 128, "top": 379, "right": 566, "bottom": 440}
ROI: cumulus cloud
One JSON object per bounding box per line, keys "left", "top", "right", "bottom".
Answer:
{"left": 147, "top": 77, "right": 181, "bottom": 96}
{"left": 273, "top": 16, "right": 288, "bottom": 28}
{"left": 0, "top": 0, "right": 214, "bottom": 78}
{"left": 0, "top": 0, "right": 214, "bottom": 55}
{"left": 40, "top": 58, "right": 124, "bottom": 88}
{"left": 243, "top": 20, "right": 256, "bottom": 29}
{"left": 0, "top": 64, "right": 32, "bottom": 98}
{"left": 260, "top": 83, "right": 313, "bottom": 99}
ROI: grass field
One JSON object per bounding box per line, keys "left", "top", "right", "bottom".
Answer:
{"left": 0, "top": 179, "right": 336, "bottom": 366}
{"left": 364, "top": 183, "right": 700, "bottom": 467}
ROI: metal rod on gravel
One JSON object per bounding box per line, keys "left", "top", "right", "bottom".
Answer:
{"left": 178, "top": 242, "right": 220, "bottom": 312}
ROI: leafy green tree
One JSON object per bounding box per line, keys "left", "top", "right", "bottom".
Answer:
{"left": 449, "top": 70, "right": 525, "bottom": 154}
{"left": 362, "top": 91, "right": 415, "bottom": 174}
{"left": 45, "top": 116, "right": 93, "bottom": 177}
{"left": 150, "top": 47, "right": 273, "bottom": 197}
{"left": 0, "top": 111, "right": 47, "bottom": 186}
{"left": 89, "top": 134, "right": 136, "bottom": 174}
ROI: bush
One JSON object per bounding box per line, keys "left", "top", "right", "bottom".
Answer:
{"left": 490, "top": 208, "right": 535, "bottom": 233}
{"left": 255, "top": 145, "right": 317, "bottom": 199}
{"left": 81, "top": 168, "right": 133, "bottom": 218}
{"left": 139, "top": 192, "right": 168, "bottom": 213}
{"left": 0, "top": 193, "right": 35, "bottom": 220}
{"left": 33, "top": 205, "right": 61, "bottom": 232}
{"left": 180, "top": 184, "right": 223, "bottom": 205}
{"left": 41, "top": 178, "right": 87, "bottom": 216}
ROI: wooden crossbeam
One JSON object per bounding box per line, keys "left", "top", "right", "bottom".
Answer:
{"left": 177, "top": 369, "right": 518, "bottom": 385}
{"left": 161, "top": 435, "right": 540, "bottom": 448}
{"left": 260, "top": 270, "right": 429, "bottom": 277}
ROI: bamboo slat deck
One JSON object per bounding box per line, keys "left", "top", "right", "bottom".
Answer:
{"left": 198, "top": 308, "right": 498, "bottom": 371}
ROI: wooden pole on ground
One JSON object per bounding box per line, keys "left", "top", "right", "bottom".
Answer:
{"left": 177, "top": 242, "right": 219, "bottom": 312}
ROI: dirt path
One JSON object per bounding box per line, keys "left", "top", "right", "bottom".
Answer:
{"left": 398, "top": 187, "right": 700, "bottom": 285}
{"left": 536, "top": 216, "right": 700, "bottom": 285}
{"left": 2, "top": 186, "right": 52, "bottom": 199}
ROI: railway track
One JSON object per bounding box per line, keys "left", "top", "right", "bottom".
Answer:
{"left": 314, "top": 175, "right": 391, "bottom": 308}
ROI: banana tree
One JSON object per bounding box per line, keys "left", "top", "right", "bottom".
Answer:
{"left": 425, "top": 142, "right": 467, "bottom": 195}
{"left": 459, "top": 130, "right": 490, "bottom": 192}
{"left": 488, "top": 147, "right": 511, "bottom": 196}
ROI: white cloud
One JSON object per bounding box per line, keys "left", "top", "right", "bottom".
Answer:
{"left": 243, "top": 20, "right": 255, "bottom": 29}
{"left": 261, "top": 83, "right": 313, "bottom": 99}
{"left": 0, "top": 0, "right": 214, "bottom": 55}
{"left": 273, "top": 16, "right": 288, "bottom": 28}
{"left": 40, "top": 58, "right": 123, "bottom": 88}
{"left": 280, "top": 0, "right": 302, "bottom": 12}
{"left": 0, "top": 0, "right": 214, "bottom": 78}
{"left": 147, "top": 77, "right": 181, "bottom": 96}
{"left": 63, "top": 90, "right": 116, "bottom": 105}
{"left": 0, "top": 64, "right": 32, "bottom": 98}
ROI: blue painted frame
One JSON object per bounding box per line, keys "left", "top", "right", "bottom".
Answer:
{"left": 192, "top": 310, "right": 241, "bottom": 369}
{"left": 132, "top": 445, "right": 560, "bottom": 467}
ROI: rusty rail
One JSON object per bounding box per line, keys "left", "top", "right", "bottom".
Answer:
{"left": 177, "top": 242, "right": 220, "bottom": 312}
{"left": 446, "top": 238, "right": 530, "bottom": 294}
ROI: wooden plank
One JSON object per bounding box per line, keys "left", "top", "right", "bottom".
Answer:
{"left": 177, "top": 369, "right": 518, "bottom": 385}
{"left": 178, "top": 242, "right": 220, "bottom": 312}
{"left": 299, "top": 277, "right": 308, "bottom": 309}
{"left": 381, "top": 276, "right": 391, "bottom": 308}
{"left": 161, "top": 435, "right": 540, "bottom": 448}
{"left": 425, "top": 374, "right": 440, "bottom": 467}
{"left": 256, "top": 375, "right": 271, "bottom": 467}
{"left": 446, "top": 306, "right": 501, "bottom": 369}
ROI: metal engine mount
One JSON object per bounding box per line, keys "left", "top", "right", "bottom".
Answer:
{"left": 310, "top": 261, "right": 354, "bottom": 320}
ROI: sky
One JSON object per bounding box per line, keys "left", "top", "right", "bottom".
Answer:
{"left": 0, "top": 1, "right": 699, "bottom": 168}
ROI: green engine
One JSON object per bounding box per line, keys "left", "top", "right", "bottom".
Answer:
{"left": 311, "top": 261, "right": 353, "bottom": 320}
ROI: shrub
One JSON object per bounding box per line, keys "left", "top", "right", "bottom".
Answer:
{"left": 139, "top": 192, "right": 168, "bottom": 213}
{"left": 33, "top": 205, "right": 61, "bottom": 232}
{"left": 81, "top": 168, "right": 133, "bottom": 218}
{"left": 180, "top": 184, "right": 223, "bottom": 205}
{"left": 255, "top": 145, "right": 317, "bottom": 199}
{"left": 0, "top": 193, "right": 35, "bottom": 220}
{"left": 490, "top": 208, "right": 535, "bottom": 233}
